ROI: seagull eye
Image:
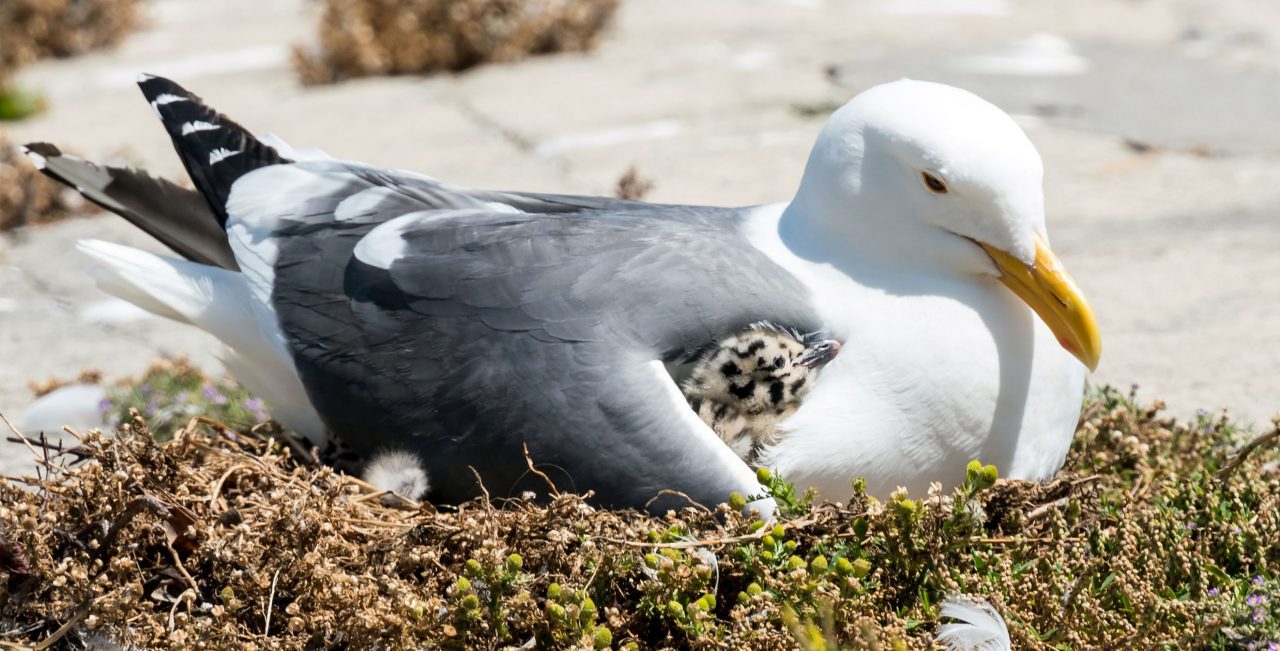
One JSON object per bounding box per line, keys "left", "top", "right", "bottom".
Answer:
{"left": 773, "top": 356, "right": 785, "bottom": 369}
{"left": 921, "top": 171, "right": 948, "bottom": 194}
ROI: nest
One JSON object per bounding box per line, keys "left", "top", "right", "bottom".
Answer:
{"left": 0, "top": 130, "right": 82, "bottom": 231}
{"left": 1, "top": 387, "right": 1278, "bottom": 648}
{"left": 0, "top": 0, "right": 141, "bottom": 85}
{"left": 293, "top": 0, "right": 620, "bottom": 85}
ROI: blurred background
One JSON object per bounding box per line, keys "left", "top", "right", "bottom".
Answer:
{"left": 2, "top": 0, "right": 1279, "bottom": 445}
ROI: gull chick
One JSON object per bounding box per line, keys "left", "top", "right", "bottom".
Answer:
{"left": 363, "top": 450, "right": 430, "bottom": 501}
{"left": 682, "top": 324, "right": 841, "bottom": 462}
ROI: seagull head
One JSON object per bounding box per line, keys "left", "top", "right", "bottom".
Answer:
{"left": 786, "top": 78, "right": 1101, "bottom": 371}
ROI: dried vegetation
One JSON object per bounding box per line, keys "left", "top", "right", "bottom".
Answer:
{"left": 1, "top": 383, "right": 1278, "bottom": 648}
{"left": 0, "top": 0, "right": 141, "bottom": 85}
{"left": 0, "top": 0, "right": 141, "bottom": 230}
{"left": 0, "top": 130, "right": 82, "bottom": 231}
{"left": 293, "top": 0, "right": 619, "bottom": 84}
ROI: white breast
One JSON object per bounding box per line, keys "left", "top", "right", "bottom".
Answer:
{"left": 742, "top": 205, "right": 1085, "bottom": 499}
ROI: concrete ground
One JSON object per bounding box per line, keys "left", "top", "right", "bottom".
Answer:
{"left": 4, "top": 0, "right": 1280, "bottom": 473}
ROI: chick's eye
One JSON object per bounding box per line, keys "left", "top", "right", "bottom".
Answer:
{"left": 922, "top": 171, "right": 948, "bottom": 194}
{"left": 773, "top": 356, "right": 786, "bottom": 369}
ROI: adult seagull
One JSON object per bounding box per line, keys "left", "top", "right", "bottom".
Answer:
{"left": 24, "top": 75, "right": 1099, "bottom": 511}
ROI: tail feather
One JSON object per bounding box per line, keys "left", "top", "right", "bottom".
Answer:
{"left": 136, "top": 74, "right": 290, "bottom": 224}
{"left": 21, "top": 142, "right": 238, "bottom": 270}
{"left": 76, "top": 239, "right": 327, "bottom": 442}
{"left": 77, "top": 239, "right": 259, "bottom": 345}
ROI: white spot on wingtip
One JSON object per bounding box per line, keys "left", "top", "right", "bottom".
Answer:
{"left": 181, "top": 121, "right": 219, "bottom": 135}
{"left": 209, "top": 148, "right": 239, "bottom": 164}
{"left": 20, "top": 146, "right": 46, "bottom": 170}
{"left": 151, "top": 93, "right": 187, "bottom": 111}
{"left": 136, "top": 73, "right": 155, "bottom": 83}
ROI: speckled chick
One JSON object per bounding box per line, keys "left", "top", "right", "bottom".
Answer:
{"left": 682, "top": 324, "right": 841, "bottom": 463}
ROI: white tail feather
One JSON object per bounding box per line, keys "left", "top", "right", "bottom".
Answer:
{"left": 76, "top": 239, "right": 327, "bottom": 442}
{"left": 936, "top": 594, "right": 1012, "bottom": 651}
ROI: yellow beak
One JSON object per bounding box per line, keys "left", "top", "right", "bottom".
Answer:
{"left": 979, "top": 235, "right": 1101, "bottom": 371}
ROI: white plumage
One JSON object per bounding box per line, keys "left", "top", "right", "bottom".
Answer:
{"left": 746, "top": 80, "right": 1097, "bottom": 499}
{"left": 76, "top": 240, "right": 326, "bottom": 442}
{"left": 362, "top": 450, "right": 430, "bottom": 500}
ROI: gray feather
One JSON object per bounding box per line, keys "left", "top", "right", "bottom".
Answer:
{"left": 22, "top": 142, "right": 238, "bottom": 270}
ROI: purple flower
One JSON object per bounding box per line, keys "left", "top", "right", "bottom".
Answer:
{"left": 242, "top": 398, "right": 268, "bottom": 421}
{"left": 1252, "top": 608, "right": 1266, "bottom": 623}
{"left": 201, "top": 384, "right": 228, "bottom": 405}
{"left": 145, "top": 400, "right": 158, "bottom": 415}
{"left": 1254, "top": 575, "right": 1266, "bottom": 586}
{"left": 97, "top": 398, "right": 113, "bottom": 413}
{"left": 174, "top": 391, "right": 190, "bottom": 405}
{"left": 1197, "top": 408, "right": 1209, "bottom": 416}
{"left": 1247, "top": 593, "right": 1268, "bottom": 607}
{"left": 1208, "top": 587, "right": 1220, "bottom": 597}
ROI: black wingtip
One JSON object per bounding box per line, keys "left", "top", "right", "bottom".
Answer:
{"left": 134, "top": 75, "right": 288, "bottom": 226}
{"left": 136, "top": 74, "right": 197, "bottom": 104}
{"left": 20, "top": 142, "right": 62, "bottom": 170}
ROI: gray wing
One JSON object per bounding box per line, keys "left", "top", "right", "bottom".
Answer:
{"left": 232, "top": 161, "right": 822, "bottom": 510}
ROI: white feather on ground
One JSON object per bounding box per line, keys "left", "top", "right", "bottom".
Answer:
{"left": 363, "top": 450, "right": 430, "bottom": 500}
{"left": 16, "top": 384, "right": 108, "bottom": 436}
{"left": 936, "top": 594, "right": 1012, "bottom": 651}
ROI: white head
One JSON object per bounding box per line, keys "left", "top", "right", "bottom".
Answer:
{"left": 782, "top": 79, "right": 1100, "bottom": 370}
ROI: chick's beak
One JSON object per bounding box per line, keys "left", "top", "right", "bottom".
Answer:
{"left": 979, "top": 235, "right": 1101, "bottom": 371}
{"left": 795, "top": 339, "right": 842, "bottom": 369}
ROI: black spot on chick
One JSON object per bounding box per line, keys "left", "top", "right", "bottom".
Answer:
{"left": 713, "top": 402, "right": 728, "bottom": 419}
{"left": 729, "top": 381, "right": 756, "bottom": 400}
{"left": 738, "top": 340, "right": 766, "bottom": 357}
{"left": 790, "top": 376, "right": 807, "bottom": 395}
{"left": 720, "top": 360, "right": 741, "bottom": 377}
{"left": 769, "top": 381, "right": 785, "bottom": 404}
